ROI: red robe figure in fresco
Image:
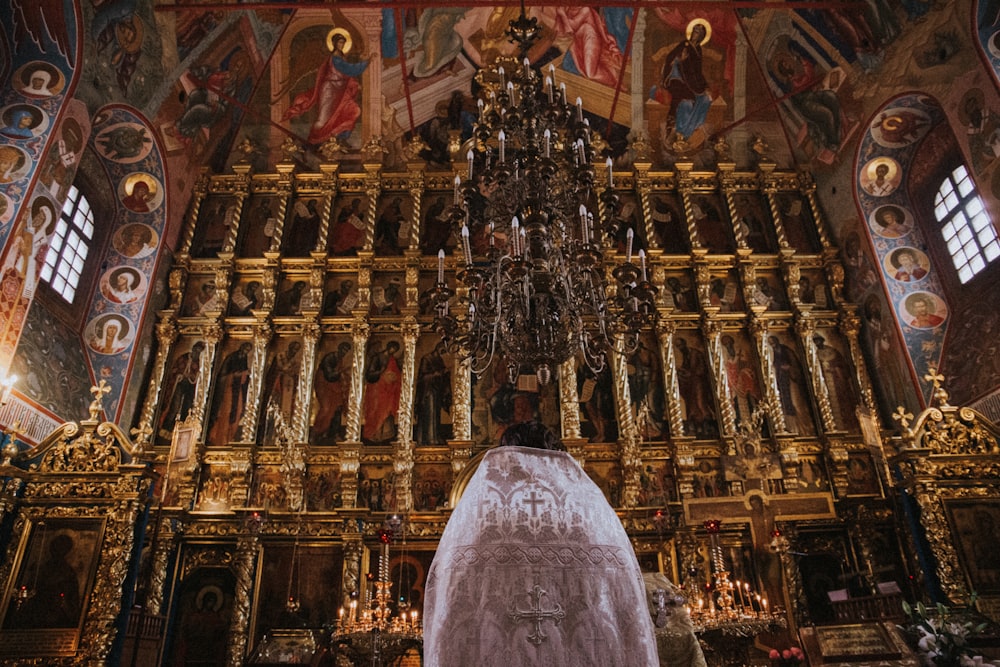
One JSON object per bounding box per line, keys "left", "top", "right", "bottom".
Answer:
{"left": 362, "top": 340, "right": 402, "bottom": 443}
{"left": 282, "top": 33, "right": 369, "bottom": 145}
{"left": 553, "top": 7, "right": 622, "bottom": 88}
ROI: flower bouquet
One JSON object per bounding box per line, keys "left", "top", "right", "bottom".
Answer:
{"left": 769, "top": 646, "right": 805, "bottom": 666}
{"left": 901, "top": 598, "right": 988, "bottom": 667}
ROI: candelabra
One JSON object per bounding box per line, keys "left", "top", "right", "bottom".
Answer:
{"left": 688, "top": 519, "right": 786, "bottom": 637}
{"left": 428, "top": 5, "right": 657, "bottom": 386}
{"left": 332, "top": 524, "right": 422, "bottom": 666}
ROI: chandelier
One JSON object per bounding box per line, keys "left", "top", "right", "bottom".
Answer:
{"left": 429, "top": 6, "right": 657, "bottom": 385}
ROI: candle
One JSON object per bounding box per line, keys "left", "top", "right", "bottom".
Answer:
{"left": 454, "top": 174, "right": 461, "bottom": 204}
{"left": 477, "top": 98, "right": 484, "bottom": 120}
{"left": 579, "top": 204, "right": 589, "bottom": 243}
{"left": 499, "top": 130, "right": 506, "bottom": 164}
{"left": 511, "top": 217, "right": 520, "bottom": 256}
{"left": 639, "top": 249, "right": 647, "bottom": 282}
{"left": 545, "top": 76, "right": 553, "bottom": 103}
{"left": 606, "top": 156, "right": 614, "bottom": 188}
{"left": 437, "top": 249, "right": 445, "bottom": 284}
{"left": 544, "top": 129, "right": 551, "bottom": 158}
{"left": 523, "top": 56, "right": 530, "bottom": 77}
{"left": 626, "top": 228, "right": 634, "bottom": 264}
{"left": 461, "top": 225, "right": 472, "bottom": 264}
{"left": 467, "top": 149, "right": 475, "bottom": 179}
{"left": 498, "top": 66, "right": 505, "bottom": 87}
{"left": 576, "top": 96, "right": 583, "bottom": 122}
{"left": 559, "top": 82, "right": 566, "bottom": 103}
{"left": 487, "top": 223, "right": 494, "bottom": 247}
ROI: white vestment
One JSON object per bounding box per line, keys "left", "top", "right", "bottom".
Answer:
{"left": 424, "top": 446, "right": 658, "bottom": 667}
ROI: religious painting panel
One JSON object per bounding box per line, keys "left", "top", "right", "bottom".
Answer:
{"left": 361, "top": 335, "right": 405, "bottom": 445}
{"left": 419, "top": 190, "right": 456, "bottom": 256}
{"left": 0, "top": 518, "right": 105, "bottom": 657}
{"left": 357, "top": 464, "right": 395, "bottom": 511}
{"left": 662, "top": 270, "right": 698, "bottom": 312}
{"left": 412, "top": 463, "right": 453, "bottom": 512}
{"left": 732, "top": 191, "right": 777, "bottom": 253}
{"left": 796, "top": 455, "right": 829, "bottom": 493}
{"left": 166, "top": 564, "right": 237, "bottom": 667}
{"left": 719, "top": 330, "right": 764, "bottom": 428}
{"left": 643, "top": 11, "right": 736, "bottom": 154}
{"left": 627, "top": 332, "right": 669, "bottom": 442}
{"left": 723, "top": 438, "right": 781, "bottom": 490}
{"left": 796, "top": 268, "right": 831, "bottom": 309}
{"left": 692, "top": 458, "right": 723, "bottom": 498}
{"left": 305, "top": 465, "right": 343, "bottom": 511}
{"left": 182, "top": 273, "right": 222, "bottom": 317}
{"left": 413, "top": 337, "right": 453, "bottom": 446}
{"left": 197, "top": 463, "right": 233, "bottom": 511}
{"left": 190, "top": 194, "right": 240, "bottom": 258}
{"left": 775, "top": 192, "right": 821, "bottom": 253}
{"left": 707, "top": 267, "right": 744, "bottom": 312}
{"left": 373, "top": 191, "right": 413, "bottom": 256}
{"left": 749, "top": 270, "right": 789, "bottom": 312}
{"left": 764, "top": 330, "right": 817, "bottom": 436}
{"left": 274, "top": 272, "right": 310, "bottom": 316}
{"left": 206, "top": 338, "right": 253, "bottom": 446}
{"left": 253, "top": 543, "right": 344, "bottom": 641}
{"left": 811, "top": 328, "right": 861, "bottom": 433}
{"left": 611, "top": 191, "right": 646, "bottom": 254}
{"left": 577, "top": 356, "right": 618, "bottom": 444}
{"left": 228, "top": 274, "right": 264, "bottom": 317}
{"left": 637, "top": 459, "right": 677, "bottom": 507}
{"left": 649, "top": 191, "right": 690, "bottom": 254}
{"left": 155, "top": 337, "right": 208, "bottom": 445}
{"left": 584, "top": 461, "right": 624, "bottom": 508}
{"left": 311, "top": 336, "right": 354, "bottom": 446}
{"left": 282, "top": 194, "right": 325, "bottom": 257}
{"left": 672, "top": 330, "right": 720, "bottom": 439}
{"left": 259, "top": 337, "right": 305, "bottom": 443}
{"left": 842, "top": 229, "right": 879, "bottom": 301}
{"left": 328, "top": 193, "right": 369, "bottom": 256}
{"left": 370, "top": 271, "right": 405, "bottom": 317}
{"left": 387, "top": 549, "right": 436, "bottom": 617}
{"left": 945, "top": 500, "right": 1000, "bottom": 594}
{"left": 845, "top": 451, "right": 881, "bottom": 497}
{"left": 237, "top": 193, "right": 280, "bottom": 258}
{"left": 251, "top": 466, "right": 289, "bottom": 511}
{"left": 689, "top": 192, "right": 735, "bottom": 253}
{"left": 322, "top": 272, "right": 360, "bottom": 317}
{"left": 470, "top": 358, "right": 561, "bottom": 446}
{"left": 417, "top": 269, "right": 442, "bottom": 318}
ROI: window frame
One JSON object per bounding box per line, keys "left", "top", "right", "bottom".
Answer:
{"left": 934, "top": 165, "right": 1000, "bottom": 285}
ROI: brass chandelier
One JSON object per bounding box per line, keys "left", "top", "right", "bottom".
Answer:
{"left": 429, "top": 6, "right": 657, "bottom": 385}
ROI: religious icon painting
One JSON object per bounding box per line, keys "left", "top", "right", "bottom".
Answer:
{"left": 810, "top": 329, "right": 860, "bottom": 433}
{"left": 0, "top": 104, "right": 48, "bottom": 140}
{"left": 237, "top": 194, "right": 280, "bottom": 257}
{"left": 417, "top": 269, "right": 444, "bottom": 318}
{"left": 361, "top": 336, "right": 404, "bottom": 445}
{"left": 692, "top": 458, "right": 722, "bottom": 498}
{"left": 311, "top": 336, "right": 354, "bottom": 446}
{"left": 662, "top": 270, "right": 698, "bottom": 312}
{"left": 797, "top": 456, "right": 828, "bottom": 492}
{"left": 611, "top": 192, "right": 646, "bottom": 255}
{"left": 859, "top": 157, "right": 902, "bottom": 198}
{"left": 0, "top": 145, "right": 31, "bottom": 184}
{"left": 673, "top": 331, "right": 720, "bottom": 439}
{"left": 869, "top": 106, "right": 931, "bottom": 149}
{"left": 795, "top": 269, "right": 831, "bottom": 308}
{"left": 748, "top": 271, "right": 788, "bottom": 312}
{"left": 118, "top": 172, "right": 163, "bottom": 214}
{"left": 85, "top": 313, "right": 135, "bottom": 355}
{"left": 112, "top": 222, "right": 158, "bottom": 259}
{"left": 370, "top": 272, "right": 405, "bottom": 316}
{"left": 373, "top": 192, "right": 412, "bottom": 255}
{"left": 182, "top": 274, "right": 221, "bottom": 317}
{"left": 690, "top": 192, "right": 735, "bottom": 253}
{"left": 155, "top": 338, "right": 207, "bottom": 445}
{"left": 94, "top": 122, "right": 154, "bottom": 163}
{"left": 274, "top": 273, "right": 310, "bottom": 316}
{"left": 637, "top": 460, "right": 674, "bottom": 507}
{"left": 413, "top": 337, "right": 452, "bottom": 446}
{"left": 389, "top": 551, "right": 435, "bottom": 617}
{"left": 944, "top": 499, "right": 1000, "bottom": 594}
{"left": 419, "top": 191, "right": 456, "bottom": 256}
{"left": 228, "top": 275, "right": 264, "bottom": 316}
{"left": 206, "top": 339, "right": 253, "bottom": 446}
{"left": 322, "top": 273, "right": 359, "bottom": 317}
{"left": 775, "top": 192, "right": 821, "bottom": 253}
{"left": 0, "top": 193, "right": 12, "bottom": 225}
{"left": 328, "top": 194, "right": 368, "bottom": 256}
{"left": 254, "top": 543, "right": 344, "bottom": 637}
{"left": 99, "top": 265, "right": 147, "bottom": 305}
{"left": 576, "top": 356, "right": 617, "bottom": 444}
{"left": 884, "top": 246, "right": 930, "bottom": 284}
{"left": 627, "top": 332, "right": 668, "bottom": 442}
{"left": 708, "top": 268, "right": 744, "bottom": 313}
{"left": 283, "top": 194, "right": 324, "bottom": 256}
{"left": 357, "top": 465, "right": 394, "bottom": 510}
{"left": 251, "top": 466, "right": 288, "bottom": 511}
{"left": 868, "top": 203, "right": 913, "bottom": 239}
{"left": 718, "top": 330, "right": 764, "bottom": 429}
{"left": 198, "top": 463, "right": 233, "bottom": 511}
{"left": 899, "top": 290, "right": 947, "bottom": 330}
{"left": 764, "top": 330, "right": 817, "bottom": 436}
{"left": 470, "top": 356, "right": 560, "bottom": 447}
{"left": 14, "top": 60, "right": 65, "bottom": 98}
{"left": 845, "top": 451, "right": 881, "bottom": 496}
{"left": 732, "top": 191, "right": 777, "bottom": 252}
{"left": 649, "top": 192, "right": 690, "bottom": 254}
{"left": 165, "top": 566, "right": 236, "bottom": 667}
{"left": 259, "top": 337, "right": 305, "bottom": 442}
{"left": 191, "top": 194, "right": 241, "bottom": 258}
{"left": 584, "top": 461, "right": 623, "bottom": 508}
{"left": 412, "top": 463, "right": 453, "bottom": 511}
{"left": 305, "top": 465, "right": 343, "bottom": 510}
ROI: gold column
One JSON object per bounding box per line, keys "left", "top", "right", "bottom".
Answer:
{"left": 612, "top": 336, "right": 642, "bottom": 508}
{"left": 269, "top": 160, "right": 295, "bottom": 253}
{"left": 362, "top": 166, "right": 382, "bottom": 251}
{"left": 701, "top": 316, "right": 735, "bottom": 437}
{"left": 751, "top": 316, "right": 788, "bottom": 435}
{"left": 795, "top": 314, "right": 836, "bottom": 433}
{"left": 655, "top": 320, "right": 685, "bottom": 438}
{"left": 676, "top": 162, "right": 703, "bottom": 250}
{"left": 345, "top": 318, "right": 370, "bottom": 443}
{"left": 558, "top": 358, "right": 582, "bottom": 442}
{"left": 134, "top": 317, "right": 179, "bottom": 452}
{"left": 221, "top": 164, "right": 251, "bottom": 255}
{"left": 225, "top": 532, "right": 259, "bottom": 667}
{"left": 838, "top": 306, "right": 877, "bottom": 414}
{"left": 294, "top": 322, "right": 321, "bottom": 442}
{"left": 177, "top": 169, "right": 211, "bottom": 257}
{"left": 188, "top": 323, "right": 222, "bottom": 430}
{"left": 761, "top": 165, "right": 790, "bottom": 250}
{"left": 394, "top": 317, "right": 421, "bottom": 512}
{"left": 719, "top": 163, "right": 747, "bottom": 249}
{"left": 237, "top": 321, "right": 273, "bottom": 441}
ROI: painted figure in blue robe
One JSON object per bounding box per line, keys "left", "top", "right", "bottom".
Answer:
{"left": 652, "top": 19, "right": 713, "bottom": 140}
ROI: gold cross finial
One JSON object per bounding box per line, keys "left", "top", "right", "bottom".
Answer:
{"left": 893, "top": 406, "right": 914, "bottom": 429}
{"left": 130, "top": 423, "right": 153, "bottom": 452}
{"left": 923, "top": 365, "right": 950, "bottom": 407}
{"left": 88, "top": 380, "right": 112, "bottom": 421}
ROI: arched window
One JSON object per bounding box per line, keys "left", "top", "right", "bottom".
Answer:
{"left": 934, "top": 165, "right": 1000, "bottom": 284}
{"left": 41, "top": 184, "right": 94, "bottom": 302}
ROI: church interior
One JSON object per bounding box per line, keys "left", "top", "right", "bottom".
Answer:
{"left": 2, "top": 0, "right": 1000, "bottom": 664}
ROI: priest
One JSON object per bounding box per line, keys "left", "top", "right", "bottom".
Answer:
{"left": 423, "top": 421, "right": 659, "bottom": 666}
